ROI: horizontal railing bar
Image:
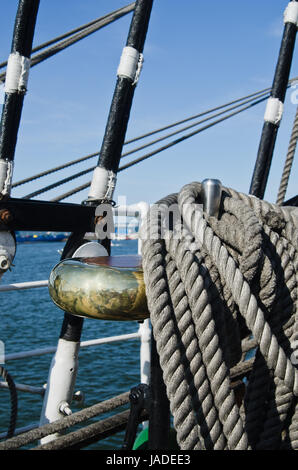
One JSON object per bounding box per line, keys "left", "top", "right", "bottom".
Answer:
{"left": 0, "top": 381, "right": 45, "bottom": 395}
{"left": 5, "top": 332, "right": 141, "bottom": 361}
{"left": 0, "top": 280, "right": 49, "bottom": 292}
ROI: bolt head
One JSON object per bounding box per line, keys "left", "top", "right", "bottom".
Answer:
{"left": 0, "top": 255, "right": 10, "bottom": 271}
{"left": 0, "top": 210, "right": 13, "bottom": 223}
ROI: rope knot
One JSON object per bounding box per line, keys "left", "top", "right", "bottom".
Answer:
{"left": 263, "top": 210, "right": 286, "bottom": 233}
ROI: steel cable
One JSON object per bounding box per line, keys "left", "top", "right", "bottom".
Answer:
{"left": 22, "top": 92, "right": 270, "bottom": 199}
{"left": 11, "top": 79, "right": 297, "bottom": 192}
{"left": 0, "top": 3, "right": 136, "bottom": 83}
{"left": 50, "top": 94, "right": 269, "bottom": 202}
{"left": 0, "top": 3, "right": 136, "bottom": 70}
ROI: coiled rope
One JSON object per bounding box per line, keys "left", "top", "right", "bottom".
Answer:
{"left": 0, "top": 366, "right": 18, "bottom": 439}
{"left": 141, "top": 182, "right": 298, "bottom": 450}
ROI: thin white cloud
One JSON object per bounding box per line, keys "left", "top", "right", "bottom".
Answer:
{"left": 267, "top": 19, "right": 283, "bottom": 38}
{"left": 0, "top": 83, "right": 4, "bottom": 105}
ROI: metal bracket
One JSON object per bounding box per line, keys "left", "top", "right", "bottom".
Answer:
{"left": 0, "top": 231, "right": 15, "bottom": 276}
{"left": 122, "top": 383, "right": 151, "bottom": 450}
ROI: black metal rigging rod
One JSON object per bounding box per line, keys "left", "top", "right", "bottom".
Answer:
{"left": 0, "top": 0, "right": 40, "bottom": 199}
{"left": 60, "top": 0, "right": 154, "bottom": 331}
{"left": 83, "top": 0, "right": 154, "bottom": 206}
{"left": 80, "top": 0, "right": 170, "bottom": 451}
{"left": 0, "top": 3, "right": 136, "bottom": 84}
{"left": 249, "top": 0, "right": 298, "bottom": 199}
{"left": 54, "top": 0, "right": 156, "bottom": 441}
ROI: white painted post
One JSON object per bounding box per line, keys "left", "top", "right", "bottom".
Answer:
{"left": 138, "top": 319, "right": 151, "bottom": 386}
{"left": 39, "top": 339, "right": 79, "bottom": 443}
{"left": 39, "top": 242, "right": 108, "bottom": 443}
{"left": 138, "top": 319, "right": 151, "bottom": 429}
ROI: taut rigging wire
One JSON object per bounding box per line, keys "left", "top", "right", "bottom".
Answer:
{"left": 51, "top": 94, "right": 269, "bottom": 202}
{"left": 0, "top": 3, "right": 136, "bottom": 83}
{"left": 22, "top": 91, "right": 271, "bottom": 200}
{"left": 13, "top": 80, "right": 298, "bottom": 190}
{"left": 0, "top": 3, "right": 136, "bottom": 70}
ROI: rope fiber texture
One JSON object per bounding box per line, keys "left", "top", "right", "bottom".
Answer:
{"left": 141, "top": 182, "right": 298, "bottom": 450}
{"left": 276, "top": 105, "right": 298, "bottom": 206}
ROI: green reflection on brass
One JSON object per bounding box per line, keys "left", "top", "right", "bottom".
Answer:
{"left": 48, "top": 258, "right": 149, "bottom": 321}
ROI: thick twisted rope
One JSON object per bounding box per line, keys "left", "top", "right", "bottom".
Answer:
{"left": 141, "top": 182, "right": 298, "bottom": 450}
{"left": 276, "top": 106, "right": 298, "bottom": 206}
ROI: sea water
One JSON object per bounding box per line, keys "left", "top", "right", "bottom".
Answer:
{"left": 0, "top": 239, "right": 141, "bottom": 450}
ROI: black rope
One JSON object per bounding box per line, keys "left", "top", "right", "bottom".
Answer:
{"left": 249, "top": 1, "right": 298, "bottom": 199}
{"left": 0, "top": 3, "right": 135, "bottom": 84}
{"left": 23, "top": 91, "right": 270, "bottom": 199}
{"left": 0, "top": 0, "right": 40, "bottom": 185}
{"left": 0, "top": 366, "right": 18, "bottom": 439}
{"left": 52, "top": 94, "right": 268, "bottom": 202}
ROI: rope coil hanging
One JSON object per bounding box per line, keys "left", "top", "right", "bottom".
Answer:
{"left": 141, "top": 182, "right": 298, "bottom": 450}
{"left": 276, "top": 105, "right": 298, "bottom": 206}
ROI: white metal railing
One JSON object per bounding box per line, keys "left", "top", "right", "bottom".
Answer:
{"left": 0, "top": 280, "right": 48, "bottom": 292}
{"left": 0, "top": 320, "right": 151, "bottom": 440}
{"left": 5, "top": 331, "right": 142, "bottom": 361}
{"left": 0, "top": 202, "right": 151, "bottom": 441}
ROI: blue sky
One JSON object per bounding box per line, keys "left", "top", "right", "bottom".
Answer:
{"left": 0, "top": 0, "right": 297, "bottom": 206}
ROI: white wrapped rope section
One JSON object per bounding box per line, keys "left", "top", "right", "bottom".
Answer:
{"left": 117, "top": 46, "right": 144, "bottom": 85}
{"left": 284, "top": 1, "right": 298, "bottom": 26}
{"left": 88, "top": 166, "right": 117, "bottom": 202}
{"left": 4, "top": 52, "right": 31, "bottom": 94}
{"left": 264, "top": 97, "right": 284, "bottom": 125}
{"left": 0, "top": 160, "right": 13, "bottom": 196}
